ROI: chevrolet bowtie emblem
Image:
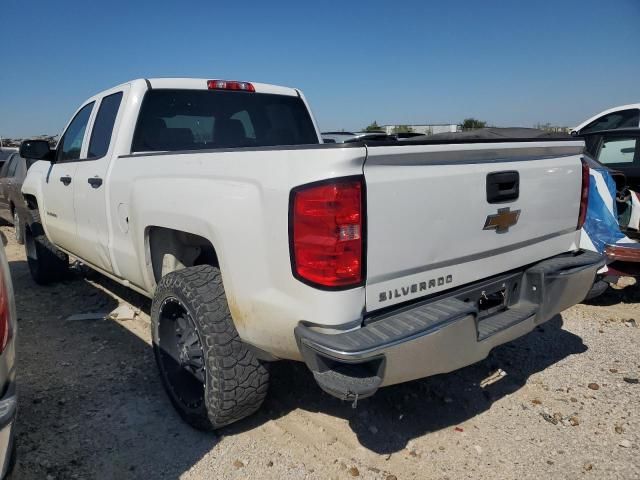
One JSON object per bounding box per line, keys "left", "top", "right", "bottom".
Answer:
{"left": 483, "top": 207, "right": 520, "bottom": 233}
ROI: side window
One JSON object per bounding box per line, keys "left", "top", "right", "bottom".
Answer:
{"left": 88, "top": 92, "right": 123, "bottom": 159}
{"left": 15, "top": 157, "right": 26, "bottom": 177}
{"left": 597, "top": 138, "right": 637, "bottom": 165}
{"left": 56, "top": 102, "right": 95, "bottom": 162}
{"left": 7, "top": 157, "right": 18, "bottom": 177}
{"left": 0, "top": 155, "right": 14, "bottom": 177}
{"left": 581, "top": 109, "right": 640, "bottom": 134}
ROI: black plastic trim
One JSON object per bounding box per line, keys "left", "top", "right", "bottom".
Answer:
{"left": 486, "top": 170, "right": 520, "bottom": 203}
{"left": 119, "top": 136, "right": 583, "bottom": 159}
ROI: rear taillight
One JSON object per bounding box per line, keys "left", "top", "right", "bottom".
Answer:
{"left": 0, "top": 268, "right": 10, "bottom": 353}
{"left": 207, "top": 80, "right": 255, "bottom": 92}
{"left": 290, "top": 177, "right": 364, "bottom": 289}
{"left": 577, "top": 159, "right": 590, "bottom": 230}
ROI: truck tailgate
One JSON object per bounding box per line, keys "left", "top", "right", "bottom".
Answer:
{"left": 363, "top": 141, "right": 585, "bottom": 312}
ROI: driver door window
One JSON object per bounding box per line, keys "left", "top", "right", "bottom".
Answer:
{"left": 56, "top": 102, "right": 95, "bottom": 162}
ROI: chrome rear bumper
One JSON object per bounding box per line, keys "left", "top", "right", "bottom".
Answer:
{"left": 295, "top": 251, "right": 604, "bottom": 401}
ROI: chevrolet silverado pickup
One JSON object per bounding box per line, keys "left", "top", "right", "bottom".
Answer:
{"left": 19, "top": 78, "right": 603, "bottom": 430}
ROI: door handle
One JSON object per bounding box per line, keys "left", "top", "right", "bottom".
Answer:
{"left": 60, "top": 176, "right": 72, "bottom": 186}
{"left": 486, "top": 171, "right": 519, "bottom": 203}
{"left": 88, "top": 177, "right": 103, "bottom": 188}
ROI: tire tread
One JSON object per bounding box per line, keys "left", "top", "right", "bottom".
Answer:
{"left": 151, "top": 265, "right": 269, "bottom": 430}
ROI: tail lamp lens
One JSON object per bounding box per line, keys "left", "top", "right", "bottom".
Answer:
{"left": 291, "top": 178, "right": 363, "bottom": 288}
{"left": 578, "top": 160, "right": 590, "bottom": 230}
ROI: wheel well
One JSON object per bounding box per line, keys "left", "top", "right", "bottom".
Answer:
{"left": 23, "top": 194, "right": 38, "bottom": 211}
{"left": 148, "top": 227, "right": 219, "bottom": 284}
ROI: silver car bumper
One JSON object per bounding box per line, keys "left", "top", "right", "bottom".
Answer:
{"left": 0, "top": 382, "right": 16, "bottom": 479}
{"left": 295, "top": 251, "right": 604, "bottom": 400}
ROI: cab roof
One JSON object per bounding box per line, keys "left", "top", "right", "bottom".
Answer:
{"left": 144, "top": 78, "right": 300, "bottom": 97}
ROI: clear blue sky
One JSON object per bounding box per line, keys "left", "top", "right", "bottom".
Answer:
{"left": 1, "top": 0, "right": 638, "bottom": 137}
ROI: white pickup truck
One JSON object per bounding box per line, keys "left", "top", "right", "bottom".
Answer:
{"left": 20, "top": 78, "right": 603, "bottom": 430}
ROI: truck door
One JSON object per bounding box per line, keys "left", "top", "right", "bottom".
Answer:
{"left": 41, "top": 101, "right": 94, "bottom": 251}
{"left": 71, "top": 89, "right": 125, "bottom": 274}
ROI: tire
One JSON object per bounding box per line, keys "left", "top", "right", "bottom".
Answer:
{"left": 24, "top": 209, "right": 68, "bottom": 285}
{"left": 151, "top": 265, "right": 269, "bottom": 430}
{"left": 13, "top": 211, "right": 24, "bottom": 245}
{"left": 583, "top": 279, "right": 609, "bottom": 301}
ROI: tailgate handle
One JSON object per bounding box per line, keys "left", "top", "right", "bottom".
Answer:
{"left": 486, "top": 171, "right": 519, "bottom": 203}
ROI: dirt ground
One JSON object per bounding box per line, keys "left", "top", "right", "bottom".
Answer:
{"left": 3, "top": 225, "right": 639, "bottom": 480}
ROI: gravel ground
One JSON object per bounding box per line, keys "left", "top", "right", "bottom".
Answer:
{"left": 3, "top": 225, "right": 639, "bottom": 480}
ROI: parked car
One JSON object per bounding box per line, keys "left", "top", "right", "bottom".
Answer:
{"left": 571, "top": 104, "right": 640, "bottom": 136}
{"left": 581, "top": 128, "right": 640, "bottom": 191}
{"left": 0, "top": 148, "right": 18, "bottom": 174}
{"left": 20, "top": 78, "right": 602, "bottom": 431}
{"left": 0, "top": 153, "right": 31, "bottom": 244}
{"left": 0, "top": 232, "right": 18, "bottom": 478}
{"left": 577, "top": 130, "right": 640, "bottom": 291}
{"left": 571, "top": 104, "right": 640, "bottom": 154}
{"left": 579, "top": 157, "right": 640, "bottom": 297}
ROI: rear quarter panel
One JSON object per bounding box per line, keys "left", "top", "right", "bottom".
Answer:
{"left": 108, "top": 145, "right": 367, "bottom": 359}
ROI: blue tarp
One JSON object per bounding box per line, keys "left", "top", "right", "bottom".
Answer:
{"left": 582, "top": 167, "right": 626, "bottom": 253}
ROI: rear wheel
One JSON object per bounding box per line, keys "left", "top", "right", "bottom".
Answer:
{"left": 151, "top": 265, "right": 269, "bottom": 430}
{"left": 24, "top": 209, "right": 68, "bottom": 284}
{"left": 13, "top": 211, "right": 24, "bottom": 245}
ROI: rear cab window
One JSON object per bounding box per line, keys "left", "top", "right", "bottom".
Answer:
{"left": 131, "top": 89, "right": 319, "bottom": 152}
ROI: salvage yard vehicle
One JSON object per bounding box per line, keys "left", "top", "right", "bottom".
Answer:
{"left": 572, "top": 104, "right": 640, "bottom": 154}
{"left": 0, "top": 230, "right": 18, "bottom": 477}
{"left": 19, "top": 78, "right": 603, "bottom": 430}
{"left": 581, "top": 128, "right": 640, "bottom": 191}
{"left": 0, "top": 153, "right": 32, "bottom": 244}
{"left": 571, "top": 103, "right": 640, "bottom": 136}
{"left": 578, "top": 129, "right": 640, "bottom": 292}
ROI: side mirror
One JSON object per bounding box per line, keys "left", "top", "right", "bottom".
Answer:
{"left": 20, "top": 140, "right": 54, "bottom": 162}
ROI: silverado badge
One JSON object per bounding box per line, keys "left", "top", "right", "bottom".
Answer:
{"left": 483, "top": 207, "right": 520, "bottom": 234}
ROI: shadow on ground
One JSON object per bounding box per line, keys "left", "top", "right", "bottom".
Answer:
{"left": 12, "top": 257, "right": 597, "bottom": 477}
{"left": 583, "top": 281, "right": 640, "bottom": 307}
{"left": 11, "top": 261, "right": 215, "bottom": 479}
{"left": 232, "top": 314, "right": 586, "bottom": 454}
